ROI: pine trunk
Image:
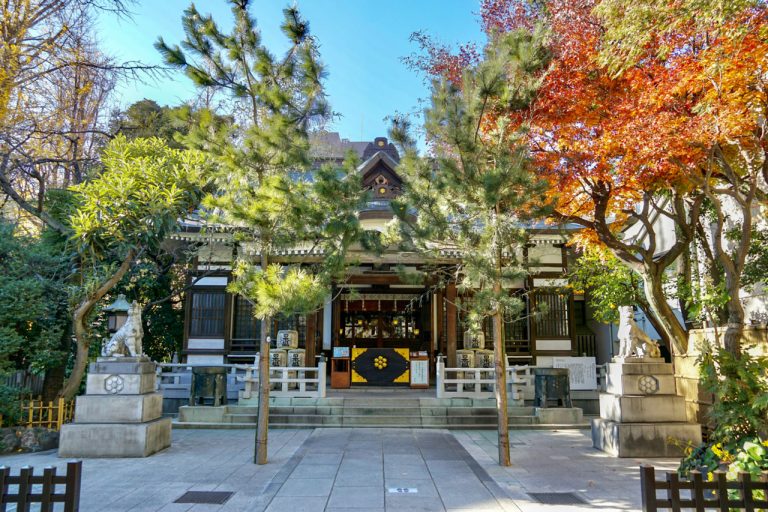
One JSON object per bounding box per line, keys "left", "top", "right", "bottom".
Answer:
{"left": 493, "top": 206, "right": 511, "bottom": 466}
{"left": 255, "top": 252, "right": 271, "bottom": 464}
{"left": 493, "top": 299, "right": 511, "bottom": 466}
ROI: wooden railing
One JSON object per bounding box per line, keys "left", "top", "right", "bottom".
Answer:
{"left": 239, "top": 361, "right": 326, "bottom": 399}
{"left": 0, "top": 461, "right": 81, "bottom": 512}
{"left": 8, "top": 398, "right": 75, "bottom": 431}
{"left": 640, "top": 465, "right": 768, "bottom": 511}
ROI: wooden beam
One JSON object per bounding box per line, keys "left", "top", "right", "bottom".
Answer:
{"left": 346, "top": 274, "right": 405, "bottom": 285}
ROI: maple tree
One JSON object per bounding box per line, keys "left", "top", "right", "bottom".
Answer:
{"left": 412, "top": 0, "right": 767, "bottom": 355}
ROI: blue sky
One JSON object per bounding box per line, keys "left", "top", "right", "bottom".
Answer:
{"left": 97, "top": 1, "right": 486, "bottom": 143}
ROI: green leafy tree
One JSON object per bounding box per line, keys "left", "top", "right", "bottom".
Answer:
{"left": 390, "top": 30, "right": 550, "bottom": 466}
{"left": 568, "top": 245, "right": 676, "bottom": 340}
{"left": 157, "top": 1, "right": 366, "bottom": 464}
{"left": 0, "top": 220, "right": 70, "bottom": 420}
{"left": 112, "top": 99, "right": 231, "bottom": 151}
{"left": 60, "top": 135, "right": 208, "bottom": 399}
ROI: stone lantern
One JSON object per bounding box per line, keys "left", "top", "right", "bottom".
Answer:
{"left": 103, "top": 294, "right": 131, "bottom": 333}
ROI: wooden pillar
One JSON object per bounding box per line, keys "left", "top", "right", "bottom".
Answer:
{"left": 306, "top": 312, "right": 316, "bottom": 364}
{"left": 446, "top": 282, "right": 457, "bottom": 367}
{"left": 332, "top": 294, "right": 341, "bottom": 348}
{"left": 436, "top": 290, "right": 445, "bottom": 355}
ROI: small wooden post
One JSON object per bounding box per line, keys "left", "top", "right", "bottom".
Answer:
{"left": 0, "top": 465, "right": 9, "bottom": 511}
{"left": 17, "top": 466, "right": 31, "bottom": 512}
{"left": 740, "top": 472, "right": 755, "bottom": 512}
{"left": 64, "top": 461, "right": 82, "bottom": 512}
{"left": 640, "top": 465, "right": 656, "bottom": 512}
{"left": 715, "top": 471, "right": 729, "bottom": 512}
{"left": 666, "top": 471, "right": 681, "bottom": 512}
{"left": 56, "top": 398, "right": 65, "bottom": 430}
{"left": 691, "top": 470, "right": 705, "bottom": 512}
{"left": 40, "top": 466, "right": 56, "bottom": 512}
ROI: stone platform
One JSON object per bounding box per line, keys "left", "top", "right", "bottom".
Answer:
{"left": 591, "top": 358, "right": 700, "bottom": 457}
{"left": 59, "top": 356, "right": 171, "bottom": 458}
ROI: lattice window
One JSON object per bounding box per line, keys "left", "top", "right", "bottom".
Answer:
{"left": 189, "top": 291, "right": 226, "bottom": 337}
{"left": 535, "top": 291, "right": 570, "bottom": 338}
{"left": 231, "top": 296, "right": 260, "bottom": 351}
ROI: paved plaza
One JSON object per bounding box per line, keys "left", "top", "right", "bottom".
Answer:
{"left": 0, "top": 428, "right": 679, "bottom": 511}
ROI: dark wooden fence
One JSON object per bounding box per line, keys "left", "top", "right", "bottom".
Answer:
{"left": 641, "top": 465, "right": 768, "bottom": 511}
{"left": 0, "top": 461, "right": 81, "bottom": 511}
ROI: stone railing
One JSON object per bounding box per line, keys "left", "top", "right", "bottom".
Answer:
{"left": 156, "top": 363, "right": 246, "bottom": 401}
{"left": 238, "top": 361, "right": 326, "bottom": 399}
{"left": 436, "top": 357, "right": 606, "bottom": 402}
{"left": 435, "top": 357, "right": 526, "bottom": 400}
{"left": 157, "top": 361, "right": 327, "bottom": 400}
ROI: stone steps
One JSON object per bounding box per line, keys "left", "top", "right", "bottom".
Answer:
{"left": 175, "top": 395, "right": 586, "bottom": 430}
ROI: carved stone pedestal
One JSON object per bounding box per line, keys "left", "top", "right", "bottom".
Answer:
{"left": 59, "top": 357, "right": 171, "bottom": 458}
{"left": 591, "top": 358, "right": 701, "bottom": 457}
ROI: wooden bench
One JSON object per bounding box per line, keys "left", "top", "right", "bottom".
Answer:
{"left": 0, "top": 461, "right": 81, "bottom": 511}
{"left": 640, "top": 465, "right": 768, "bottom": 511}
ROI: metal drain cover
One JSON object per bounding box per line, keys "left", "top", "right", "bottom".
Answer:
{"left": 174, "top": 491, "right": 234, "bottom": 504}
{"left": 528, "top": 492, "right": 586, "bottom": 505}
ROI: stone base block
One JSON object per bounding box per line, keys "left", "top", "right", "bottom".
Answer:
{"left": 58, "top": 417, "right": 171, "bottom": 458}
{"left": 607, "top": 361, "right": 672, "bottom": 375}
{"left": 599, "top": 393, "right": 687, "bottom": 423}
{"left": 86, "top": 372, "right": 156, "bottom": 395}
{"left": 75, "top": 393, "right": 162, "bottom": 423}
{"left": 178, "top": 406, "right": 226, "bottom": 423}
{"left": 606, "top": 372, "right": 677, "bottom": 396}
{"left": 89, "top": 358, "right": 155, "bottom": 375}
{"left": 534, "top": 407, "right": 583, "bottom": 424}
{"left": 591, "top": 418, "right": 701, "bottom": 457}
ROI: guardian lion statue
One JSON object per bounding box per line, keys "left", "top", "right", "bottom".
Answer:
{"left": 616, "top": 305, "right": 661, "bottom": 359}
{"left": 102, "top": 301, "right": 144, "bottom": 357}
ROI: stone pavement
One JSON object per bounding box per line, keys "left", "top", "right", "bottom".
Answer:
{"left": 454, "top": 429, "right": 680, "bottom": 512}
{"left": 0, "top": 428, "right": 680, "bottom": 511}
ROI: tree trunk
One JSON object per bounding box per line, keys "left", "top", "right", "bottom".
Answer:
{"left": 722, "top": 278, "right": 745, "bottom": 357}
{"left": 492, "top": 205, "right": 510, "bottom": 466}
{"left": 641, "top": 270, "right": 688, "bottom": 355}
{"left": 255, "top": 251, "right": 271, "bottom": 465}
{"left": 492, "top": 299, "right": 511, "bottom": 466}
{"left": 59, "top": 249, "right": 135, "bottom": 400}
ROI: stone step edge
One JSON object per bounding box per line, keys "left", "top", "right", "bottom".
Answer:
{"left": 172, "top": 421, "right": 590, "bottom": 430}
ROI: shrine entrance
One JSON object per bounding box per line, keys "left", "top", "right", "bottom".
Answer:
{"left": 336, "top": 293, "right": 430, "bottom": 386}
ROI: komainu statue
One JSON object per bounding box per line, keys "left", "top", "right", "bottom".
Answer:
{"left": 616, "top": 305, "right": 661, "bottom": 359}
{"left": 102, "top": 301, "right": 144, "bottom": 357}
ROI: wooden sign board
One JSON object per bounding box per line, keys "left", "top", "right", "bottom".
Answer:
{"left": 410, "top": 357, "right": 429, "bottom": 388}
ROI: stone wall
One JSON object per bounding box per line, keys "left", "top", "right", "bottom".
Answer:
{"left": 675, "top": 327, "right": 768, "bottom": 425}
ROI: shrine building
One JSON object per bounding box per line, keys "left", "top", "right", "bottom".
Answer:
{"left": 171, "top": 132, "right": 602, "bottom": 386}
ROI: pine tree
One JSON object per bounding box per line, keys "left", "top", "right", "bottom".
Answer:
{"left": 390, "top": 30, "right": 550, "bottom": 466}
{"left": 157, "top": 1, "right": 366, "bottom": 464}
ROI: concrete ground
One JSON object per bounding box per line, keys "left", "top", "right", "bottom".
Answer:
{"left": 0, "top": 428, "right": 679, "bottom": 511}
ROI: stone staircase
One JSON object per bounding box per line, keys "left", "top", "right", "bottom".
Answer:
{"left": 175, "top": 397, "right": 587, "bottom": 430}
